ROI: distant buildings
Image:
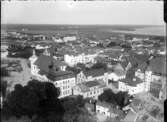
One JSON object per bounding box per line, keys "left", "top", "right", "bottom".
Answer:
{"left": 63, "top": 36, "right": 77, "bottom": 42}
{"left": 64, "top": 53, "right": 97, "bottom": 66}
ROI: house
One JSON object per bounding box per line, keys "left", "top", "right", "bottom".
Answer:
{"left": 64, "top": 53, "right": 97, "bottom": 66}
{"left": 29, "top": 49, "right": 67, "bottom": 75}
{"left": 47, "top": 71, "right": 76, "bottom": 98}
{"left": 73, "top": 80, "right": 106, "bottom": 99}
{"left": 76, "top": 68, "right": 108, "bottom": 84}
{"left": 135, "top": 55, "right": 166, "bottom": 91}
{"left": 108, "top": 63, "right": 126, "bottom": 81}
{"left": 118, "top": 77, "right": 146, "bottom": 95}
{"left": 96, "top": 101, "right": 121, "bottom": 118}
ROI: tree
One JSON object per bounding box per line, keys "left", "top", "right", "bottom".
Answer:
{"left": 61, "top": 96, "right": 95, "bottom": 122}
{"left": 2, "top": 80, "right": 64, "bottom": 121}
{"left": 98, "top": 89, "right": 130, "bottom": 109}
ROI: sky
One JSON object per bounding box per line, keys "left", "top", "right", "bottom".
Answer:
{"left": 1, "top": 1, "right": 165, "bottom": 25}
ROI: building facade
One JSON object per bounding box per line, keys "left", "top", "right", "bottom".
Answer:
{"left": 73, "top": 80, "right": 106, "bottom": 99}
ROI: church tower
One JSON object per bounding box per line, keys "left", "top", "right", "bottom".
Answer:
{"left": 29, "top": 49, "right": 38, "bottom": 75}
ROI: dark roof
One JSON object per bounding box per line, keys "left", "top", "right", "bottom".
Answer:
{"left": 34, "top": 55, "right": 53, "bottom": 73}
{"left": 126, "top": 53, "right": 150, "bottom": 67}
{"left": 84, "top": 80, "right": 100, "bottom": 88}
{"left": 78, "top": 80, "right": 106, "bottom": 92}
{"left": 34, "top": 55, "right": 67, "bottom": 73}
{"left": 120, "top": 77, "right": 143, "bottom": 87}
{"left": 83, "top": 68, "right": 106, "bottom": 77}
{"left": 137, "top": 62, "right": 148, "bottom": 72}
{"left": 47, "top": 71, "right": 75, "bottom": 81}
{"left": 148, "top": 56, "right": 166, "bottom": 75}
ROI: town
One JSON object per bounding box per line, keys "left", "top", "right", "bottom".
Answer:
{"left": 1, "top": 25, "right": 166, "bottom": 122}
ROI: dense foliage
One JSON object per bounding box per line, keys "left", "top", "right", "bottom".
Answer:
{"left": 98, "top": 89, "right": 131, "bottom": 109}
{"left": 2, "top": 80, "right": 64, "bottom": 121}
{"left": 2, "top": 80, "right": 96, "bottom": 122}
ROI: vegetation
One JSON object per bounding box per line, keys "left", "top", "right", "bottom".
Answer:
{"left": 2, "top": 80, "right": 96, "bottom": 122}
{"left": 2, "top": 80, "right": 64, "bottom": 121}
{"left": 98, "top": 89, "right": 131, "bottom": 109}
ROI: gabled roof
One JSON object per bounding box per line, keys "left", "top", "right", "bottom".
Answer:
{"left": 120, "top": 77, "right": 143, "bottom": 87}
{"left": 47, "top": 71, "right": 75, "bottom": 81}
{"left": 148, "top": 56, "right": 166, "bottom": 75}
{"left": 83, "top": 68, "right": 106, "bottom": 77}
{"left": 77, "top": 80, "right": 106, "bottom": 93}
{"left": 34, "top": 54, "right": 67, "bottom": 73}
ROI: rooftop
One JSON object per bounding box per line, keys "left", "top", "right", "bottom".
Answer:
{"left": 77, "top": 80, "right": 106, "bottom": 93}
{"left": 83, "top": 68, "right": 106, "bottom": 77}
{"left": 148, "top": 56, "right": 166, "bottom": 75}
{"left": 120, "top": 77, "right": 143, "bottom": 87}
{"left": 34, "top": 54, "right": 67, "bottom": 73}
{"left": 47, "top": 71, "right": 75, "bottom": 81}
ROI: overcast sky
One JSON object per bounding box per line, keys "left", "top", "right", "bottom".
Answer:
{"left": 1, "top": 1, "right": 165, "bottom": 25}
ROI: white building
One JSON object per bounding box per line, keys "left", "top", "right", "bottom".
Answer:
{"left": 108, "top": 63, "right": 126, "bottom": 81}
{"left": 76, "top": 68, "right": 108, "bottom": 85}
{"left": 64, "top": 53, "right": 97, "bottom": 66}
{"left": 63, "top": 36, "right": 76, "bottom": 42}
{"left": 118, "top": 77, "right": 146, "bottom": 95}
{"left": 47, "top": 71, "right": 76, "bottom": 98}
{"left": 96, "top": 101, "right": 119, "bottom": 118}
{"left": 73, "top": 80, "right": 106, "bottom": 99}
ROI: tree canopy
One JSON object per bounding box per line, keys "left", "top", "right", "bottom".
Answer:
{"left": 98, "top": 89, "right": 130, "bottom": 109}
{"left": 2, "top": 80, "right": 64, "bottom": 121}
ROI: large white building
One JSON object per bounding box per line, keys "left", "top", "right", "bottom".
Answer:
{"left": 47, "top": 71, "right": 76, "bottom": 98}
{"left": 29, "top": 49, "right": 76, "bottom": 98}
{"left": 64, "top": 53, "right": 97, "bottom": 66}
{"left": 118, "top": 77, "right": 146, "bottom": 95}
{"left": 73, "top": 80, "right": 106, "bottom": 99}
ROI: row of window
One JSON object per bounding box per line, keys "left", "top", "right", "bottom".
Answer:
{"left": 85, "top": 89, "right": 102, "bottom": 97}
{"left": 62, "top": 85, "right": 70, "bottom": 90}
{"left": 62, "top": 90, "right": 71, "bottom": 96}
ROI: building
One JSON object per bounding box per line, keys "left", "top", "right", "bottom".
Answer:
{"left": 96, "top": 101, "right": 121, "bottom": 118}
{"left": 29, "top": 49, "right": 76, "bottom": 98}
{"left": 108, "top": 63, "right": 126, "bottom": 81}
{"left": 47, "top": 71, "right": 76, "bottom": 98}
{"left": 118, "top": 77, "right": 146, "bottom": 95}
{"left": 135, "top": 55, "right": 166, "bottom": 92}
{"left": 63, "top": 36, "right": 76, "bottom": 42}
{"left": 29, "top": 49, "right": 67, "bottom": 78}
{"left": 73, "top": 80, "right": 106, "bottom": 99}
{"left": 76, "top": 68, "right": 108, "bottom": 85}
{"left": 64, "top": 53, "right": 97, "bottom": 66}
